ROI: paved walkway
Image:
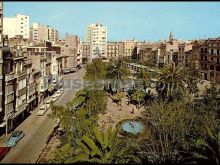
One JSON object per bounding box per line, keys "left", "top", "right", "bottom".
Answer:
{"left": 98, "top": 92, "right": 144, "bottom": 131}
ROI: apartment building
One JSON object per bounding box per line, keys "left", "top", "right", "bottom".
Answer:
{"left": 3, "top": 14, "right": 30, "bottom": 39}
{"left": 132, "top": 42, "right": 154, "bottom": 62}
{"left": 62, "top": 33, "right": 82, "bottom": 69}
{"left": 30, "top": 23, "right": 59, "bottom": 44}
{"left": 178, "top": 42, "right": 193, "bottom": 67}
{"left": 107, "top": 42, "right": 124, "bottom": 59}
{"left": 123, "top": 39, "right": 137, "bottom": 59}
{"left": 1, "top": 37, "right": 17, "bottom": 133}
{"left": 82, "top": 42, "right": 90, "bottom": 64}
{"left": 0, "top": 1, "right": 3, "bottom": 132}
{"left": 24, "top": 56, "right": 38, "bottom": 114}
{"left": 86, "top": 22, "right": 107, "bottom": 61}
{"left": 199, "top": 38, "right": 220, "bottom": 83}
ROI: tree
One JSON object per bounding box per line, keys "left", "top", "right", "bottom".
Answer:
{"left": 48, "top": 143, "right": 75, "bottom": 163}
{"left": 183, "top": 64, "right": 202, "bottom": 95}
{"left": 131, "top": 89, "right": 146, "bottom": 109}
{"left": 106, "top": 59, "right": 130, "bottom": 93}
{"left": 72, "top": 126, "right": 119, "bottom": 163}
{"left": 136, "top": 68, "right": 152, "bottom": 92}
{"left": 156, "top": 64, "right": 185, "bottom": 100}
{"left": 141, "top": 100, "right": 217, "bottom": 164}
{"left": 179, "top": 126, "right": 220, "bottom": 164}
{"left": 111, "top": 92, "right": 124, "bottom": 106}
{"left": 84, "top": 58, "right": 107, "bottom": 89}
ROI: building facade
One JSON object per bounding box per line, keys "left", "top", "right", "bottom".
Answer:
{"left": 3, "top": 14, "right": 30, "bottom": 39}
{"left": 30, "top": 23, "right": 59, "bottom": 44}
{"left": 86, "top": 22, "right": 107, "bottom": 61}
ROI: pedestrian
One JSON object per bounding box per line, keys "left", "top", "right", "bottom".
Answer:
{"left": 131, "top": 108, "right": 134, "bottom": 114}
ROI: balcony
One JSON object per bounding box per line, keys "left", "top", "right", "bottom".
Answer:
{"left": 13, "top": 55, "right": 24, "bottom": 61}
{"left": 16, "top": 71, "right": 27, "bottom": 78}
{"left": 18, "top": 87, "right": 27, "bottom": 96}
{"left": 27, "top": 95, "right": 36, "bottom": 104}
{"left": 15, "top": 102, "right": 27, "bottom": 115}
{"left": 5, "top": 72, "right": 15, "bottom": 82}
{"left": 5, "top": 93, "right": 14, "bottom": 104}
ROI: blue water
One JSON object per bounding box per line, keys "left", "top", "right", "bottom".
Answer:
{"left": 121, "top": 121, "right": 144, "bottom": 134}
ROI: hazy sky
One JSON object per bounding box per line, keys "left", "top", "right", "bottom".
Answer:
{"left": 4, "top": 2, "right": 220, "bottom": 41}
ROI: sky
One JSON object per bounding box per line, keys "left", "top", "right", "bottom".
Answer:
{"left": 4, "top": 2, "right": 220, "bottom": 42}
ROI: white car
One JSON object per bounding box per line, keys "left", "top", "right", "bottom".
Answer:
{"left": 51, "top": 95, "right": 57, "bottom": 102}
{"left": 37, "top": 105, "right": 47, "bottom": 116}
{"left": 45, "top": 99, "right": 51, "bottom": 109}
{"left": 55, "top": 91, "right": 61, "bottom": 98}
{"left": 58, "top": 88, "right": 64, "bottom": 94}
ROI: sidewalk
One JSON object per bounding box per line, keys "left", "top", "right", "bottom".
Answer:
{"left": 0, "top": 132, "right": 12, "bottom": 147}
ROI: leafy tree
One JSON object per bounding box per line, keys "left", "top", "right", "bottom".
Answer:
{"left": 183, "top": 64, "right": 202, "bottom": 95}
{"left": 84, "top": 58, "right": 107, "bottom": 89}
{"left": 131, "top": 89, "right": 146, "bottom": 109}
{"left": 141, "top": 100, "right": 217, "bottom": 164}
{"left": 136, "top": 68, "right": 152, "bottom": 92}
{"left": 85, "top": 89, "right": 107, "bottom": 115}
{"left": 202, "top": 83, "right": 220, "bottom": 113}
{"left": 106, "top": 59, "right": 130, "bottom": 93}
{"left": 111, "top": 92, "right": 124, "bottom": 106}
{"left": 48, "top": 143, "right": 75, "bottom": 163}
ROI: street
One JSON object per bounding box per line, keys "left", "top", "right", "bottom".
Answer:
{"left": 1, "top": 68, "right": 85, "bottom": 163}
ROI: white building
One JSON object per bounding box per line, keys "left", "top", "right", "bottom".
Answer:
{"left": 3, "top": 14, "right": 30, "bottom": 39}
{"left": 30, "top": 23, "right": 59, "bottom": 44}
{"left": 86, "top": 22, "right": 107, "bottom": 61}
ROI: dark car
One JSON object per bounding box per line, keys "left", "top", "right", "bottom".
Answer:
{"left": 0, "top": 147, "right": 10, "bottom": 160}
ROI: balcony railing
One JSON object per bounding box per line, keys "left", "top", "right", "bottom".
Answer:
{"left": 5, "top": 72, "right": 15, "bottom": 82}
{"left": 5, "top": 93, "right": 14, "bottom": 104}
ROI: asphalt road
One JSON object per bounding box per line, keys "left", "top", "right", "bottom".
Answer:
{"left": 1, "top": 68, "right": 85, "bottom": 163}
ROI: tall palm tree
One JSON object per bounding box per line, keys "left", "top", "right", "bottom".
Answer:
{"left": 136, "top": 68, "right": 153, "bottom": 92}
{"left": 106, "top": 59, "right": 130, "bottom": 93}
{"left": 156, "top": 64, "right": 185, "bottom": 99}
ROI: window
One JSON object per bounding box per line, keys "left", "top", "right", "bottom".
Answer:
{"left": 211, "top": 49, "right": 214, "bottom": 55}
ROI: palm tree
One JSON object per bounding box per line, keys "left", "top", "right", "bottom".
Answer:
{"left": 136, "top": 68, "right": 152, "bottom": 92}
{"left": 156, "top": 64, "right": 185, "bottom": 99}
{"left": 84, "top": 58, "right": 107, "bottom": 89}
{"left": 72, "top": 126, "right": 118, "bottom": 163}
{"left": 67, "top": 89, "right": 90, "bottom": 110}
{"left": 106, "top": 59, "right": 130, "bottom": 93}
{"left": 179, "top": 126, "right": 220, "bottom": 164}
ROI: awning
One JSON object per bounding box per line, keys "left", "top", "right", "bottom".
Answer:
{"left": 0, "top": 121, "right": 7, "bottom": 127}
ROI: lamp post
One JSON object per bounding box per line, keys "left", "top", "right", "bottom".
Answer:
{"left": 6, "top": 117, "right": 8, "bottom": 139}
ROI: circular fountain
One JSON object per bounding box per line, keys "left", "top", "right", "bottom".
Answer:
{"left": 117, "top": 119, "right": 145, "bottom": 136}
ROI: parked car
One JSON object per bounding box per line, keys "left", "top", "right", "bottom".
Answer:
{"left": 0, "top": 147, "right": 10, "bottom": 160}
{"left": 69, "top": 67, "right": 76, "bottom": 73}
{"left": 37, "top": 105, "right": 47, "bottom": 116}
{"left": 51, "top": 95, "right": 58, "bottom": 102}
{"left": 63, "top": 69, "right": 70, "bottom": 74}
{"left": 45, "top": 99, "right": 51, "bottom": 109}
{"left": 55, "top": 91, "right": 61, "bottom": 98}
{"left": 59, "top": 88, "right": 64, "bottom": 95}
{"left": 6, "top": 130, "right": 24, "bottom": 147}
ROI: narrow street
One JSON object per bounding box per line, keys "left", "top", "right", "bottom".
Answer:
{"left": 1, "top": 68, "right": 85, "bottom": 163}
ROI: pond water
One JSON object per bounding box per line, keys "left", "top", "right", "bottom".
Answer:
{"left": 121, "top": 121, "right": 144, "bottom": 134}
